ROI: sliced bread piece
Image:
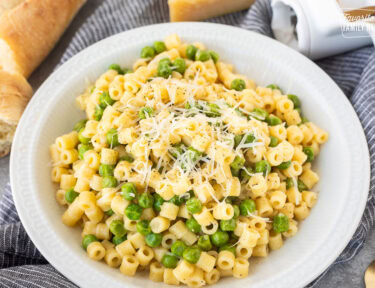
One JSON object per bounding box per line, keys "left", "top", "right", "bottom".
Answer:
{"left": 0, "top": 71, "right": 32, "bottom": 157}
{"left": 0, "top": 0, "right": 87, "bottom": 77}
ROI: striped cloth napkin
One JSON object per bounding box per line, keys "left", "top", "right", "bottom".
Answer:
{"left": 1, "top": 0, "right": 374, "bottom": 287}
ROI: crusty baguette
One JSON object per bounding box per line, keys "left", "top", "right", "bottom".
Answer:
{"left": 0, "top": 0, "right": 24, "bottom": 17}
{"left": 0, "top": 0, "right": 86, "bottom": 157}
{"left": 0, "top": 0, "right": 86, "bottom": 77}
{"left": 168, "top": 0, "right": 255, "bottom": 22}
{"left": 0, "top": 71, "right": 32, "bottom": 157}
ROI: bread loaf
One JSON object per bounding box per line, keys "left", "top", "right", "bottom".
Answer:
{"left": 0, "top": 0, "right": 86, "bottom": 157}
{"left": 0, "top": 71, "right": 32, "bottom": 157}
{"left": 0, "top": 0, "right": 86, "bottom": 77}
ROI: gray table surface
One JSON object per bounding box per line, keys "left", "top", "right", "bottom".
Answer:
{"left": 1, "top": 1, "right": 374, "bottom": 286}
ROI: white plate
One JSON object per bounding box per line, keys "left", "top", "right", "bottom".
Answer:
{"left": 10, "top": 22, "right": 370, "bottom": 288}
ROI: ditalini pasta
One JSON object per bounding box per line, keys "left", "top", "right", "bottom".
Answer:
{"left": 50, "top": 34, "right": 328, "bottom": 287}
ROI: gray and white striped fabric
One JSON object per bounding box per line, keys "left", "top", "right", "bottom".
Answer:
{"left": 1, "top": 0, "right": 374, "bottom": 287}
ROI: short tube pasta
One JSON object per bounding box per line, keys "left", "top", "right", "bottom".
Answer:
{"left": 50, "top": 34, "right": 327, "bottom": 287}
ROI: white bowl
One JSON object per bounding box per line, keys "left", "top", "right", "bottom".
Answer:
{"left": 10, "top": 23, "right": 370, "bottom": 288}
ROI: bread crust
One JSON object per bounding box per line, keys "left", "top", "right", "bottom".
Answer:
{"left": 0, "top": 0, "right": 86, "bottom": 157}
{"left": 0, "top": 71, "right": 32, "bottom": 157}
{"left": 0, "top": 0, "right": 24, "bottom": 17}
{"left": 0, "top": 71, "right": 32, "bottom": 123}
{"left": 0, "top": 0, "right": 87, "bottom": 77}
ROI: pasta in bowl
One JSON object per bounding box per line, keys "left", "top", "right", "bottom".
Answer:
{"left": 50, "top": 34, "right": 327, "bottom": 287}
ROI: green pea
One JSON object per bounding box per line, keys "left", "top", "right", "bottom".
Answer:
{"left": 94, "top": 105, "right": 104, "bottom": 121}
{"left": 65, "top": 188, "right": 79, "bottom": 204}
{"left": 145, "top": 233, "right": 162, "bottom": 247}
{"left": 99, "top": 91, "right": 115, "bottom": 109}
{"left": 255, "top": 160, "right": 271, "bottom": 175}
{"left": 240, "top": 167, "right": 252, "bottom": 183}
{"left": 78, "top": 128, "right": 90, "bottom": 144}
{"left": 233, "top": 205, "right": 240, "bottom": 218}
{"left": 119, "top": 152, "right": 134, "bottom": 163}
{"left": 153, "top": 41, "right": 167, "bottom": 54}
{"left": 169, "top": 143, "right": 185, "bottom": 159}
{"left": 240, "top": 199, "right": 256, "bottom": 216}
{"left": 287, "top": 94, "right": 301, "bottom": 108}
{"left": 109, "top": 220, "right": 126, "bottom": 237}
{"left": 185, "top": 101, "right": 192, "bottom": 109}
{"left": 187, "top": 146, "right": 202, "bottom": 162}
{"left": 82, "top": 234, "right": 98, "bottom": 250}
{"left": 269, "top": 136, "right": 279, "bottom": 147}
{"left": 136, "top": 220, "right": 151, "bottom": 236}
{"left": 112, "top": 234, "right": 127, "bottom": 245}
{"left": 230, "top": 156, "right": 245, "bottom": 177}
{"left": 123, "top": 68, "right": 132, "bottom": 74}
{"left": 153, "top": 194, "right": 165, "bottom": 212}
{"left": 73, "top": 119, "right": 87, "bottom": 132}
{"left": 230, "top": 79, "right": 246, "bottom": 91}
{"left": 139, "top": 106, "right": 154, "bottom": 119}
{"left": 186, "top": 45, "right": 198, "bottom": 60}
{"left": 250, "top": 108, "right": 269, "bottom": 121}
{"left": 138, "top": 193, "right": 154, "bottom": 208}
{"left": 157, "top": 60, "right": 173, "bottom": 78}
{"left": 102, "top": 176, "right": 118, "bottom": 188}
{"left": 208, "top": 50, "right": 219, "bottom": 63}
{"left": 162, "top": 253, "right": 179, "bottom": 268}
{"left": 298, "top": 179, "right": 308, "bottom": 192}
{"left": 121, "top": 182, "right": 137, "bottom": 201}
{"left": 141, "top": 46, "right": 156, "bottom": 58}
{"left": 125, "top": 203, "right": 143, "bottom": 220}
{"left": 234, "top": 135, "right": 243, "bottom": 148}
{"left": 197, "top": 235, "right": 212, "bottom": 251}
{"left": 104, "top": 209, "right": 115, "bottom": 216}
{"left": 169, "top": 195, "right": 185, "bottom": 206}
{"left": 99, "top": 164, "right": 115, "bottom": 177}
{"left": 273, "top": 213, "right": 289, "bottom": 233}
{"left": 171, "top": 240, "right": 187, "bottom": 257}
{"left": 244, "top": 133, "right": 256, "bottom": 144}
{"left": 205, "top": 103, "right": 221, "bottom": 117}
{"left": 286, "top": 178, "right": 294, "bottom": 189}
{"left": 106, "top": 128, "right": 119, "bottom": 147}
{"left": 230, "top": 168, "right": 239, "bottom": 178}
{"left": 186, "top": 218, "right": 201, "bottom": 233}
{"left": 266, "top": 115, "right": 282, "bottom": 126}
{"left": 186, "top": 197, "right": 202, "bottom": 214}
{"left": 181, "top": 147, "right": 202, "bottom": 171}
{"left": 267, "top": 84, "right": 283, "bottom": 93}
{"left": 219, "top": 244, "right": 236, "bottom": 255}
{"left": 277, "top": 161, "right": 291, "bottom": 170}
{"left": 195, "top": 50, "right": 211, "bottom": 62}
{"left": 220, "top": 218, "right": 236, "bottom": 231}
{"left": 187, "top": 190, "right": 195, "bottom": 198}
{"left": 78, "top": 143, "right": 93, "bottom": 160}
{"left": 303, "top": 147, "right": 314, "bottom": 162}
{"left": 108, "top": 64, "right": 124, "bottom": 74}
{"left": 234, "top": 133, "right": 255, "bottom": 148}
{"left": 183, "top": 246, "right": 201, "bottom": 264}
{"left": 210, "top": 230, "right": 229, "bottom": 247}
{"left": 159, "top": 58, "right": 172, "bottom": 66}
{"left": 172, "top": 58, "right": 186, "bottom": 74}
